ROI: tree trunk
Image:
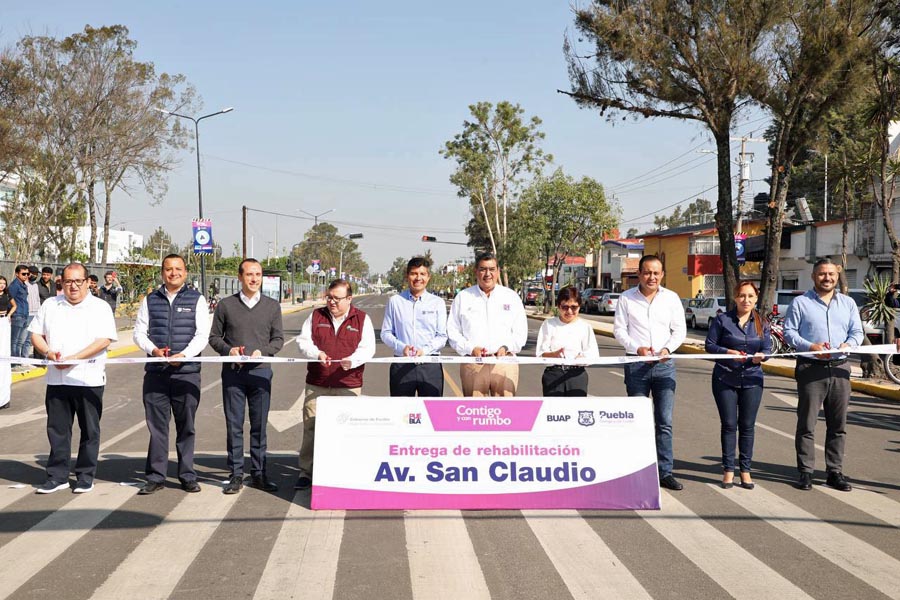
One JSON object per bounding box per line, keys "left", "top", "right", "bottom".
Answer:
{"left": 102, "top": 182, "right": 113, "bottom": 265}
{"left": 839, "top": 185, "right": 849, "bottom": 294}
{"left": 759, "top": 159, "right": 793, "bottom": 314}
{"left": 87, "top": 180, "right": 97, "bottom": 263}
{"left": 714, "top": 132, "right": 739, "bottom": 307}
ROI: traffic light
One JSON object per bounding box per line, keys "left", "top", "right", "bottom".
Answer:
{"left": 422, "top": 235, "right": 437, "bottom": 242}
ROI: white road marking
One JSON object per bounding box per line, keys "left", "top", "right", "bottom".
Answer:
{"left": 254, "top": 498, "right": 344, "bottom": 600}
{"left": 0, "top": 485, "right": 31, "bottom": 511}
{"left": 524, "top": 509, "right": 650, "bottom": 599}
{"left": 90, "top": 486, "right": 236, "bottom": 600}
{"left": 0, "top": 484, "right": 135, "bottom": 600}
{"left": 772, "top": 392, "right": 798, "bottom": 407}
{"left": 714, "top": 483, "right": 900, "bottom": 599}
{"left": 405, "top": 510, "right": 491, "bottom": 600}
{"left": 816, "top": 485, "right": 900, "bottom": 529}
{"left": 0, "top": 405, "right": 46, "bottom": 429}
{"left": 609, "top": 371, "right": 624, "bottom": 378}
{"left": 268, "top": 392, "right": 305, "bottom": 432}
{"left": 641, "top": 490, "right": 812, "bottom": 599}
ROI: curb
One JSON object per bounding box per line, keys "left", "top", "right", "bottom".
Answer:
{"left": 526, "top": 312, "right": 900, "bottom": 402}
{"left": 11, "top": 302, "right": 321, "bottom": 386}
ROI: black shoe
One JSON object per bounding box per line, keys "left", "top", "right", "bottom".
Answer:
{"left": 181, "top": 480, "right": 201, "bottom": 493}
{"left": 0, "top": 402, "right": 10, "bottom": 410}
{"left": 249, "top": 475, "right": 278, "bottom": 493}
{"left": 826, "top": 471, "right": 852, "bottom": 492}
{"left": 223, "top": 475, "right": 243, "bottom": 495}
{"left": 294, "top": 476, "right": 312, "bottom": 490}
{"left": 660, "top": 475, "right": 683, "bottom": 491}
{"left": 138, "top": 481, "right": 165, "bottom": 495}
{"left": 796, "top": 472, "right": 813, "bottom": 490}
{"left": 739, "top": 471, "right": 755, "bottom": 490}
{"left": 35, "top": 479, "right": 68, "bottom": 494}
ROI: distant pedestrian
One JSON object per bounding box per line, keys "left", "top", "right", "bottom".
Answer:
{"left": 535, "top": 286, "right": 600, "bottom": 396}
{"left": 784, "top": 258, "right": 863, "bottom": 492}
{"left": 9, "top": 265, "right": 30, "bottom": 370}
{"left": 704, "top": 281, "right": 770, "bottom": 490}
{"left": 29, "top": 263, "right": 117, "bottom": 493}
{"left": 209, "top": 259, "right": 284, "bottom": 495}
{"left": 88, "top": 275, "right": 100, "bottom": 297}
{"left": 0, "top": 276, "right": 17, "bottom": 410}
{"left": 133, "top": 254, "right": 210, "bottom": 495}
{"left": 98, "top": 271, "right": 122, "bottom": 313}
{"left": 26, "top": 266, "right": 41, "bottom": 359}
{"left": 37, "top": 267, "right": 54, "bottom": 304}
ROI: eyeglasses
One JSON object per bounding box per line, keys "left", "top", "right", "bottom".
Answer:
{"left": 477, "top": 267, "right": 498, "bottom": 273}
{"left": 62, "top": 279, "right": 86, "bottom": 287}
{"left": 559, "top": 304, "right": 580, "bottom": 312}
{"left": 325, "top": 295, "right": 349, "bottom": 303}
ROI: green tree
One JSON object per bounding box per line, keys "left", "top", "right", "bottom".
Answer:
{"left": 441, "top": 101, "right": 552, "bottom": 285}
{"left": 518, "top": 169, "right": 620, "bottom": 310}
{"left": 142, "top": 226, "right": 175, "bottom": 262}
{"left": 290, "top": 222, "right": 369, "bottom": 280}
{"left": 565, "top": 0, "right": 777, "bottom": 307}
{"left": 625, "top": 227, "right": 639, "bottom": 238}
{"left": 386, "top": 256, "right": 408, "bottom": 291}
{"left": 653, "top": 198, "right": 714, "bottom": 230}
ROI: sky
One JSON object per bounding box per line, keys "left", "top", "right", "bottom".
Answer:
{"left": 2, "top": 1, "right": 772, "bottom": 274}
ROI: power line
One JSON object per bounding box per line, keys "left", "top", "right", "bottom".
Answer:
{"left": 620, "top": 183, "right": 718, "bottom": 225}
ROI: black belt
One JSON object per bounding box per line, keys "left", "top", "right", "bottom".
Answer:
{"left": 797, "top": 357, "right": 847, "bottom": 367}
{"left": 547, "top": 365, "right": 585, "bottom": 372}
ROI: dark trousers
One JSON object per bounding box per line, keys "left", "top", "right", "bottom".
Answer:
{"left": 389, "top": 362, "right": 444, "bottom": 396}
{"left": 712, "top": 379, "right": 763, "bottom": 472}
{"left": 222, "top": 367, "right": 272, "bottom": 477}
{"left": 45, "top": 384, "right": 104, "bottom": 484}
{"left": 541, "top": 367, "right": 588, "bottom": 396}
{"left": 795, "top": 360, "right": 851, "bottom": 474}
{"left": 143, "top": 371, "right": 201, "bottom": 484}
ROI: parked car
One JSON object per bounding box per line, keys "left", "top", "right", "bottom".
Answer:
{"left": 598, "top": 292, "right": 620, "bottom": 315}
{"left": 693, "top": 296, "right": 729, "bottom": 329}
{"left": 581, "top": 288, "right": 609, "bottom": 314}
{"left": 771, "top": 289, "right": 804, "bottom": 318}
{"left": 847, "top": 288, "right": 898, "bottom": 344}
{"left": 682, "top": 298, "right": 702, "bottom": 328}
{"left": 524, "top": 287, "right": 543, "bottom": 306}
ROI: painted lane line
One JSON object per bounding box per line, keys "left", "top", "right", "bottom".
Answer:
{"left": 0, "top": 484, "right": 135, "bottom": 600}
{"left": 641, "top": 490, "right": 812, "bottom": 600}
{"left": 524, "top": 509, "right": 650, "bottom": 599}
{"left": 90, "top": 487, "right": 236, "bottom": 600}
{"left": 0, "top": 405, "right": 46, "bottom": 430}
{"left": 268, "top": 392, "right": 305, "bottom": 433}
{"left": 756, "top": 423, "right": 825, "bottom": 452}
{"left": 443, "top": 369, "right": 464, "bottom": 397}
{"left": 713, "top": 483, "right": 900, "bottom": 599}
{"left": 405, "top": 510, "right": 491, "bottom": 600}
{"left": 254, "top": 498, "right": 344, "bottom": 600}
{"left": 609, "top": 371, "right": 624, "bottom": 378}
{"left": 0, "top": 485, "right": 31, "bottom": 511}
{"left": 98, "top": 421, "right": 147, "bottom": 452}
{"left": 816, "top": 485, "right": 900, "bottom": 529}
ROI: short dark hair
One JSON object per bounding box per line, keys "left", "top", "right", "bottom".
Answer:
{"left": 475, "top": 251, "right": 497, "bottom": 266}
{"left": 28, "top": 265, "right": 39, "bottom": 273}
{"left": 63, "top": 262, "right": 89, "bottom": 280}
{"left": 556, "top": 285, "right": 582, "bottom": 307}
{"left": 328, "top": 278, "right": 352, "bottom": 296}
{"left": 813, "top": 258, "right": 837, "bottom": 272}
{"left": 161, "top": 253, "right": 186, "bottom": 268}
{"left": 238, "top": 258, "right": 261, "bottom": 275}
{"left": 41, "top": 267, "right": 53, "bottom": 274}
{"left": 15, "top": 264, "right": 28, "bottom": 274}
{"left": 104, "top": 270, "right": 115, "bottom": 277}
{"left": 88, "top": 274, "right": 99, "bottom": 283}
{"left": 639, "top": 254, "right": 663, "bottom": 273}
{"left": 406, "top": 256, "right": 432, "bottom": 274}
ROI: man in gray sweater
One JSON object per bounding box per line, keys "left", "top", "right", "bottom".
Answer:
{"left": 209, "top": 259, "right": 284, "bottom": 495}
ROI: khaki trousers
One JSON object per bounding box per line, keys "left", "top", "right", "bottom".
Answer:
{"left": 459, "top": 363, "right": 519, "bottom": 397}
{"left": 298, "top": 383, "right": 362, "bottom": 478}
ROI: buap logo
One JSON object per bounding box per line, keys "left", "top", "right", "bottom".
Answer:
{"left": 578, "top": 411, "right": 595, "bottom": 426}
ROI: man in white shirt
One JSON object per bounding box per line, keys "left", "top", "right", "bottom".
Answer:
{"left": 447, "top": 252, "right": 528, "bottom": 396}
{"left": 613, "top": 255, "right": 687, "bottom": 491}
{"left": 295, "top": 279, "right": 376, "bottom": 490}
{"left": 29, "top": 263, "right": 117, "bottom": 494}
{"left": 133, "top": 254, "right": 210, "bottom": 495}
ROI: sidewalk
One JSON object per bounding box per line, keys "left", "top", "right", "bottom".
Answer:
{"left": 526, "top": 309, "right": 900, "bottom": 402}
{"left": 11, "top": 299, "right": 323, "bottom": 385}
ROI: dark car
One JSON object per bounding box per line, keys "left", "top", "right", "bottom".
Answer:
{"left": 581, "top": 288, "right": 610, "bottom": 314}
{"left": 524, "top": 287, "right": 543, "bottom": 306}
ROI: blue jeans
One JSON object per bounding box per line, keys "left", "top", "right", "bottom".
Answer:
{"left": 10, "top": 315, "right": 30, "bottom": 361}
{"left": 624, "top": 360, "right": 676, "bottom": 477}
{"left": 712, "top": 380, "right": 763, "bottom": 472}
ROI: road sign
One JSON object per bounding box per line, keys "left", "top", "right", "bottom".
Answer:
{"left": 192, "top": 219, "right": 213, "bottom": 255}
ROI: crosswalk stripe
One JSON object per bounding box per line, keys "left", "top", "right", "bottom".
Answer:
{"left": 641, "top": 490, "right": 813, "bottom": 600}
{"left": 713, "top": 484, "right": 900, "bottom": 599}
{"left": 0, "top": 485, "right": 30, "bottom": 511}
{"left": 0, "top": 405, "right": 46, "bottom": 430}
{"left": 524, "top": 509, "right": 651, "bottom": 599}
{"left": 816, "top": 485, "right": 900, "bottom": 529}
{"left": 0, "top": 484, "right": 135, "bottom": 600}
{"left": 405, "top": 510, "right": 491, "bottom": 600}
{"left": 253, "top": 496, "right": 344, "bottom": 600}
{"left": 756, "top": 422, "right": 825, "bottom": 452}
{"left": 90, "top": 484, "right": 236, "bottom": 599}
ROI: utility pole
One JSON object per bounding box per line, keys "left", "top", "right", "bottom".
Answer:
{"left": 731, "top": 135, "right": 766, "bottom": 232}
{"left": 242, "top": 205, "right": 248, "bottom": 259}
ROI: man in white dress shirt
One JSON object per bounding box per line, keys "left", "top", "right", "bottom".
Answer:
{"left": 613, "top": 255, "right": 687, "bottom": 491}
{"left": 447, "top": 252, "right": 528, "bottom": 396}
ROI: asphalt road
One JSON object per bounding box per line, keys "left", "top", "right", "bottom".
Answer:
{"left": 0, "top": 294, "right": 898, "bottom": 600}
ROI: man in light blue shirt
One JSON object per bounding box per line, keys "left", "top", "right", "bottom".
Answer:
{"left": 784, "top": 258, "right": 863, "bottom": 493}
{"left": 381, "top": 256, "right": 448, "bottom": 396}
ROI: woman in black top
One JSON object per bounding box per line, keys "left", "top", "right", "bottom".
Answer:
{"left": 0, "top": 276, "right": 17, "bottom": 318}
{"left": 704, "top": 281, "right": 771, "bottom": 490}
{"left": 0, "top": 275, "right": 16, "bottom": 409}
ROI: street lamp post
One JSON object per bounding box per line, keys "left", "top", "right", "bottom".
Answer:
{"left": 338, "top": 233, "right": 364, "bottom": 280}
{"left": 156, "top": 106, "right": 234, "bottom": 296}
{"left": 298, "top": 208, "right": 335, "bottom": 227}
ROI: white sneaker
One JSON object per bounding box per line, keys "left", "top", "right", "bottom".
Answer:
{"left": 72, "top": 481, "right": 94, "bottom": 493}
{"left": 36, "top": 480, "right": 69, "bottom": 494}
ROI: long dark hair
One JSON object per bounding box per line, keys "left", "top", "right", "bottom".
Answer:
{"left": 0, "top": 276, "right": 8, "bottom": 296}
{"left": 734, "top": 280, "right": 765, "bottom": 337}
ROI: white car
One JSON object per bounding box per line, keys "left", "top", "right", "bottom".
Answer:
{"left": 598, "top": 292, "right": 620, "bottom": 315}
{"left": 693, "top": 297, "right": 729, "bottom": 329}
{"left": 847, "top": 288, "right": 898, "bottom": 344}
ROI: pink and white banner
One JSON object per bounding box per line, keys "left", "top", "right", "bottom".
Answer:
{"left": 311, "top": 396, "right": 660, "bottom": 511}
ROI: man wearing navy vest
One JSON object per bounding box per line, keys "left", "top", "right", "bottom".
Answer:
{"left": 209, "top": 258, "right": 284, "bottom": 495}
{"left": 295, "top": 279, "right": 376, "bottom": 490}
{"left": 133, "top": 254, "right": 210, "bottom": 495}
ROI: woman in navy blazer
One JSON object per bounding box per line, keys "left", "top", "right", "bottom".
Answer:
{"left": 705, "top": 281, "right": 771, "bottom": 490}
